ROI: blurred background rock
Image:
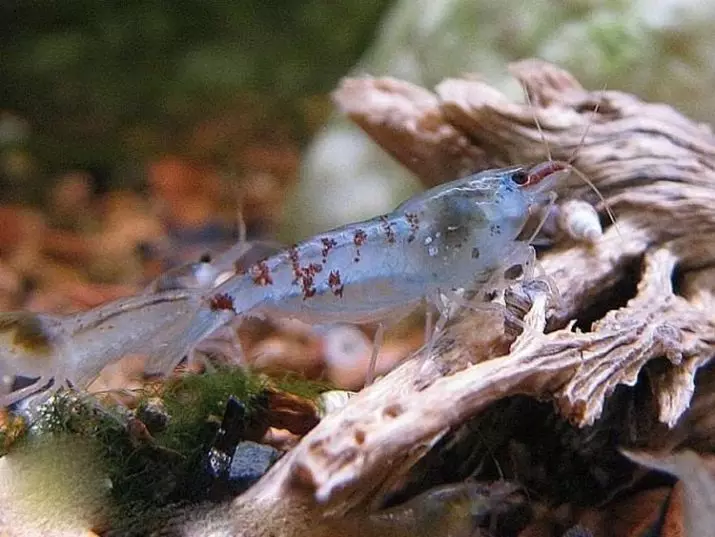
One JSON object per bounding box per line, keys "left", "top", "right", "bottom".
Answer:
{"left": 291, "top": 0, "right": 715, "bottom": 237}
{"left": 5, "top": 0, "right": 715, "bottom": 250}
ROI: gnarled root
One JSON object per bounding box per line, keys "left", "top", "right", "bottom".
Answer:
{"left": 220, "top": 60, "right": 715, "bottom": 537}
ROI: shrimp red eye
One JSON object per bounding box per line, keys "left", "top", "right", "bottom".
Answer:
{"left": 511, "top": 169, "right": 529, "bottom": 186}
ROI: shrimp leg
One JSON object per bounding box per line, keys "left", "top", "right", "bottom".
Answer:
{"left": 364, "top": 323, "right": 385, "bottom": 387}
{"left": 421, "top": 241, "right": 537, "bottom": 361}
{"left": 423, "top": 290, "right": 453, "bottom": 359}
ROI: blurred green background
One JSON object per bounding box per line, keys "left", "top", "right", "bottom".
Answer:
{"left": 0, "top": 0, "right": 390, "bottom": 202}
{"left": 6, "top": 0, "right": 715, "bottom": 237}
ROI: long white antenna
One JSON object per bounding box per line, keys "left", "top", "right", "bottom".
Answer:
{"left": 567, "top": 83, "right": 607, "bottom": 165}
{"left": 526, "top": 80, "right": 618, "bottom": 231}
{"left": 523, "top": 83, "right": 552, "bottom": 162}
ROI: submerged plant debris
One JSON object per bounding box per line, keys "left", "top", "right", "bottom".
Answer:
{"left": 0, "top": 367, "right": 332, "bottom": 535}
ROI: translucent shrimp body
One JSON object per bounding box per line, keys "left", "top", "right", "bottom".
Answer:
{"left": 141, "top": 240, "right": 283, "bottom": 375}
{"left": 145, "top": 240, "right": 283, "bottom": 294}
{"left": 0, "top": 290, "right": 233, "bottom": 407}
{"left": 0, "top": 162, "right": 569, "bottom": 407}
{"left": 208, "top": 164, "right": 564, "bottom": 325}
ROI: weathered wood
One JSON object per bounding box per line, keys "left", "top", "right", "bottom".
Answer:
{"left": 209, "top": 59, "right": 715, "bottom": 537}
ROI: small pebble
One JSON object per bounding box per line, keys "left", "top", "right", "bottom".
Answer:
{"left": 228, "top": 441, "right": 281, "bottom": 494}
{"left": 318, "top": 390, "right": 357, "bottom": 418}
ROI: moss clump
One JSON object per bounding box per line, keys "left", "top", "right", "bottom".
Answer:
{"left": 22, "top": 393, "right": 169, "bottom": 514}
{"left": 0, "top": 370, "right": 267, "bottom": 526}
{"left": 156, "top": 366, "right": 267, "bottom": 454}
{"left": 0, "top": 366, "right": 333, "bottom": 533}
{"left": 153, "top": 368, "right": 333, "bottom": 453}
{"left": 270, "top": 371, "right": 335, "bottom": 401}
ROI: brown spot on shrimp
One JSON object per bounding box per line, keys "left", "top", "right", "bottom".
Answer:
{"left": 209, "top": 293, "right": 235, "bottom": 313}
{"left": 353, "top": 229, "right": 367, "bottom": 262}
{"left": 328, "top": 270, "right": 344, "bottom": 298}
{"left": 300, "top": 263, "right": 322, "bottom": 299}
{"left": 301, "top": 276, "right": 317, "bottom": 299}
{"left": 251, "top": 260, "right": 273, "bottom": 286}
{"left": 353, "top": 229, "right": 367, "bottom": 247}
{"left": 379, "top": 215, "right": 396, "bottom": 244}
{"left": 289, "top": 245, "right": 302, "bottom": 283}
{"left": 289, "top": 246, "right": 323, "bottom": 295}
{"left": 321, "top": 238, "right": 337, "bottom": 264}
{"left": 405, "top": 212, "right": 419, "bottom": 243}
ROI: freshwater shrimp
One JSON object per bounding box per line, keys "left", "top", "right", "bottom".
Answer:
{"left": 145, "top": 206, "right": 283, "bottom": 295}
{"left": 197, "top": 85, "right": 617, "bottom": 384}
{"left": 0, "top": 160, "right": 586, "bottom": 407}
{"left": 145, "top": 240, "right": 283, "bottom": 294}
{"left": 0, "top": 90, "right": 612, "bottom": 406}
{"left": 193, "top": 161, "right": 572, "bottom": 381}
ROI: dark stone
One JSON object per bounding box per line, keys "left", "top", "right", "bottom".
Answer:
{"left": 194, "top": 394, "right": 272, "bottom": 502}
{"left": 209, "top": 396, "right": 249, "bottom": 475}
{"left": 562, "top": 526, "right": 594, "bottom": 537}
{"left": 228, "top": 441, "right": 281, "bottom": 494}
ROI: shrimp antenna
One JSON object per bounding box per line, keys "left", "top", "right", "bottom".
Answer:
{"left": 528, "top": 191, "right": 558, "bottom": 245}
{"left": 237, "top": 207, "right": 247, "bottom": 246}
{"left": 567, "top": 82, "right": 607, "bottom": 166}
{"left": 527, "top": 80, "right": 619, "bottom": 232}
{"left": 232, "top": 182, "right": 247, "bottom": 245}
{"left": 569, "top": 166, "right": 619, "bottom": 232}
{"left": 568, "top": 83, "right": 619, "bottom": 230}
{"left": 523, "top": 84, "right": 552, "bottom": 162}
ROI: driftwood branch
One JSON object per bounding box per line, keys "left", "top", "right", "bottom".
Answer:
{"left": 219, "top": 60, "right": 715, "bottom": 536}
